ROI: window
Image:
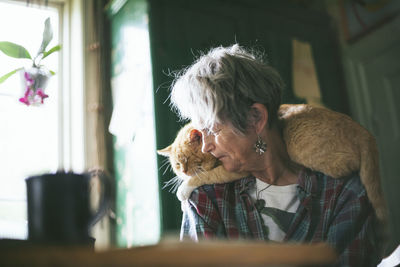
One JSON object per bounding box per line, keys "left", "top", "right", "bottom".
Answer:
{"left": 0, "top": 0, "right": 84, "bottom": 239}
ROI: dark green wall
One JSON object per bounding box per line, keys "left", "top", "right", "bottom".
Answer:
{"left": 148, "top": 0, "right": 348, "bottom": 232}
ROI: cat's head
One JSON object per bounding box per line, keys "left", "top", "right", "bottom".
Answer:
{"left": 157, "top": 123, "right": 218, "bottom": 180}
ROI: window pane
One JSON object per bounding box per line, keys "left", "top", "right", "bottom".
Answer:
{"left": 0, "top": 1, "right": 60, "bottom": 239}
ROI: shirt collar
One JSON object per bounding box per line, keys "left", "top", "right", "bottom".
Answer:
{"left": 297, "top": 167, "right": 319, "bottom": 200}
{"left": 237, "top": 167, "right": 319, "bottom": 199}
{"left": 237, "top": 175, "right": 255, "bottom": 193}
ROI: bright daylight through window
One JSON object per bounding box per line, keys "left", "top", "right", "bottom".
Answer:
{"left": 0, "top": 1, "right": 60, "bottom": 239}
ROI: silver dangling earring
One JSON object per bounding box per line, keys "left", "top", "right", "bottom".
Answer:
{"left": 254, "top": 135, "right": 267, "bottom": 155}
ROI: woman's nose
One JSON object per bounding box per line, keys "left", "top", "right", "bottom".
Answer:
{"left": 201, "top": 133, "right": 215, "bottom": 153}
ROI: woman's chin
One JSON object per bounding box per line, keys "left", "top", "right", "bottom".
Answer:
{"left": 221, "top": 160, "right": 241, "bottom": 173}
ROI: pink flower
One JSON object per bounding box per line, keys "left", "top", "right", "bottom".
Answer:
{"left": 18, "top": 87, "right": 50, "bottom": 106}
{"left": 19, "top": 96, "right": 30, "bottom": 105}
{"left": 36, "top": 88, "right": 48, "bottom": 104}
{"left": 24, "top": 86, "right": 33, "bottom": 97}
{"left": 24, "top": 72, "right": 34, "bottom": 87}
{"left": 19, "top": 69, "right": 51, "bottom": 106}
{"left": 19, "top": 87, "right": 34, "bottom": 106}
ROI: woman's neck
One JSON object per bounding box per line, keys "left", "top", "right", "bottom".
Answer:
{"left": 251, "top": 126, "right": 299, "bottom": 186}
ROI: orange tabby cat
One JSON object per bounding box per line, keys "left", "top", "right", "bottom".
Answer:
{"left": 157, "top": 123, "right": 248, "bottom": 201}
{"left": 158, "top": 104, "right": 387, "bottom": 223}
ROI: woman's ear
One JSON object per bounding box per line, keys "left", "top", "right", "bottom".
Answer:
{"left": 250, "top": 103, "right": 268, "bottom": 134}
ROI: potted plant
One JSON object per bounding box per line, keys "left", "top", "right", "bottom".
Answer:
{"left": 0, "top": 17, "right": 61, "bottom": 106}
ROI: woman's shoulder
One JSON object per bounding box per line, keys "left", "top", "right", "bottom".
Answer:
{"left": 189, "top": 182, "right": 232, "bottom": 203}
{"left": 185, "top": 183, "right": 226, "bottom": 217}
{"left": 188, "top": 176, "right": 253, "bottom": 205}
{"left": 314, "top": 170, "right": 367, "bottom": 199}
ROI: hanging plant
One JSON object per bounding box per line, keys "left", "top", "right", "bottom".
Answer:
{"left": 0, "top": 17, "right": 61, "bottom": 106}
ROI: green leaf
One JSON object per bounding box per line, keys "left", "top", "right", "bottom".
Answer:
{"left": 49, "top": 70, "right": 56, "bottom": 75}
{"left": 38, "top": 17, "right": 53, "bottom": 54}
{"left": 42, "top": 44, "right": 61, "bottom": 59}
{"left": 0, "top": 41, "right": 31, "bottom": 59}
{"left": 0, "top": 67, "right": 23, "bottom": 84}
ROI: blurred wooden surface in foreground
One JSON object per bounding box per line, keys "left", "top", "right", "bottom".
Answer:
{"left": 0, "top": 239, "right": 337, "bottom": 266}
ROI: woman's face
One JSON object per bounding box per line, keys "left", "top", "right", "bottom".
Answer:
{"left": 199, "top": 123, "right": 257, "bottom": 173}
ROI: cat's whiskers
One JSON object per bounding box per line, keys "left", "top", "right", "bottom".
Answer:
{"left": 159, "top": 159, "right": 172, "bottom": 175}
{"left": 163, "top": 175, "right": 183, "bottom": 193}
{"left": 192, "top": 169, "right": 200, "bottom": 179}
{"left": 193, "top": 167, "right": 206, "bottom": 180}
{"left": 160, "top": 158, "right": 169, "bottom": 168}
{"left": 198, "top": 166, "right": 207, "bottom": 174}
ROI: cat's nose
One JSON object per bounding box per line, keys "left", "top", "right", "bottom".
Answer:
{"left": 182, "top": 165, "right": 188, "bottom": 174}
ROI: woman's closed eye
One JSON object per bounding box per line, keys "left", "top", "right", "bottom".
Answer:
{"left": 204, "top": 127, "right": 221, "bottom": 136}
{"left": 210, "top": 129, "right": 221, "bottom": 136}
{"left": 200, "top": 124, "right": 221, "bottom": 136}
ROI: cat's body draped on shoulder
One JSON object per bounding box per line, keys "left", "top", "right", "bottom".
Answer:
{"left": 157, "top": 104, "right": 387, "bottom": 223}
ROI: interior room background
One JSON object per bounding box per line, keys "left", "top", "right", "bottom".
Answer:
{"left": 0, "top": 0, "right": 399, "bottom": 253}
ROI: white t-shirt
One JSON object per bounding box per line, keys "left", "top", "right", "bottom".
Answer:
{"left": 249, "top": 179, "right": 300, "bottom": 241}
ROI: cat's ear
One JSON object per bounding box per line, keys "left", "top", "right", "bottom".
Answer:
{"left": 189, "top": 129, "right": 202, "bottom": 144}
{"left": 157, "top": 146, "right": 172, "bottom": 157}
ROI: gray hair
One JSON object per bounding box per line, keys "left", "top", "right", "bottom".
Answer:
{"left": 170, "top": 44, "right": 284, "bottom": 134}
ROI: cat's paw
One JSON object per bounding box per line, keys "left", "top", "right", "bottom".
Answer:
{"left": 177, "top": 182, "right": 197, "bottom": 201}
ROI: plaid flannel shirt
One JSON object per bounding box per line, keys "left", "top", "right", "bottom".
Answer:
{"left": 180, "top": 168, "right": 382, "bottom": 267}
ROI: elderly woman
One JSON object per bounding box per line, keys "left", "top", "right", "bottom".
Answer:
{"left": 169, "top": 45, "right": 381, "bottom": 266}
